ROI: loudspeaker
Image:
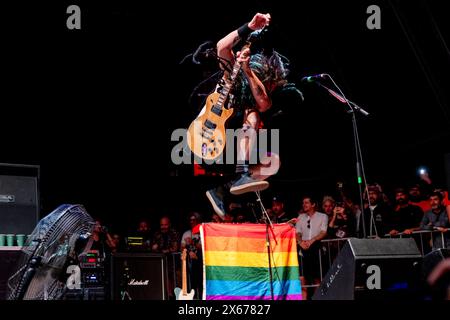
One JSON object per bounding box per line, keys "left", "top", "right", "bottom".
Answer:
{"left": 110, "top": 253, "right": 169, "bottom": 300}
{"left": 0, "top": 164, "right": 39, "bottom": 235}
{"left": 313, "top": 238, "right": 422, "bottom": 300}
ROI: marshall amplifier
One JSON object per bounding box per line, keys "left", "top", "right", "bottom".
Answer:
{"left": 110, "top": 253, "right": 169, "bottom": 300}
{"left": 0, "top": 164, "right": 40, "bottom": 235}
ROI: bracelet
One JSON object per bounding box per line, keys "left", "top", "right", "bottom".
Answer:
{"left": 237, "top": 23, "right": 252, "bottom": 39}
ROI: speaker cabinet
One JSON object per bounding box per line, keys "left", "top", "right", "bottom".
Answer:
{"left": 0, "top": 164, "right": 39, "bottom": 235}
{"left": 110, "top": 253, "right": 169, "bottom": 300}
{"left": 313, "top": 238, "right": 423, "bottom": 300}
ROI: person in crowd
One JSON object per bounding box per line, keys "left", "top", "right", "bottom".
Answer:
{"left": 295, "top": 196, "right": 328, "bottom": 299}
{"left": 387, "top": 188, "right": 424, "bottom": 236}
{"left": 151, "top": 216, "right": 180, "bottom": 253}
{"left": 358, "top": 184, "right": 391, "bottom": 238}
{"left": 328, "top": 201, "right": 356, "bottom": 239}
{"left": 322, "top": 196, "right": 336, "bottom": 218}
{"left": 420, "top": 191, "right": 450, "bottom": 250}
{"left": 271, "top": 195, "right": 291, "bottom": 223}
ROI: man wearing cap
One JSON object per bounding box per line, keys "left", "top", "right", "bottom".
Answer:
{"left": 271, "top": 195, "right": 291, "bottom": 223}
{"left": 357, "top": 184, "right": 391, "bottom": 238}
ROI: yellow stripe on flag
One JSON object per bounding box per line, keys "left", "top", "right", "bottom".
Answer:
{"left": 205, "top": 250, "right": 299, "bottom": 268}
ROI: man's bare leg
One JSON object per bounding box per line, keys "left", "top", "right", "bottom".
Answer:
{"left": 230, "top": 110, "right": 269, "bottom": 195}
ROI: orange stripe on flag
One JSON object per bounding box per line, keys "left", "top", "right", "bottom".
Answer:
{"left": 202, "top": 222, "right": 296, "bottom": 239}
{"left": 204, "top": 236, "right": 297, "bottom": 253}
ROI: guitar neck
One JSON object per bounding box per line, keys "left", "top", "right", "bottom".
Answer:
{"left": 182, "top": 252, "right": 187, "bottom": 295}
{"left": 216, "top": 42, "right": 251, "bottom": 109}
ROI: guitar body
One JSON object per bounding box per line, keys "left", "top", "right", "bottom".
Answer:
{"left": 174, "top": 287, "right": 195, "bottom": 300}
{"left": 187, "top": 91, "right": 234, "bottom": 161}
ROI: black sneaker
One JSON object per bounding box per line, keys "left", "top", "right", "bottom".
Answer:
{"left": 206, "top": 188, "right": 226, "bottom": 219}
{"left": 229, "top": 173, "right": 269, "bottom": 195}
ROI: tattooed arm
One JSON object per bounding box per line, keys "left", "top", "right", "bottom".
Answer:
{"left": 238, "top": 47, "right": 272, "bottom": 112}
{"left": 216, "top": 13, "right": 271, "bottom": 76}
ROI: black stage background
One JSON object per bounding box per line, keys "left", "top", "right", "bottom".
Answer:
{"left": 2, "top": 0, "right": 449, "bottom": 234}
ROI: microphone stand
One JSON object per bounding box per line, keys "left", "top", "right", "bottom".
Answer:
{"left": 255, "top": 190, "right": 276, "bottom": 300}
{"left": 312, "top": 75, "right": 375, "bottom": 238}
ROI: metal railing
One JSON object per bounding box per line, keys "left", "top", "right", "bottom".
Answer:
{"left": 298, "top": 229, "right": 449, "bottom": 286}
{"left": 383, "top": 229, "right": 449, "bottom": 255}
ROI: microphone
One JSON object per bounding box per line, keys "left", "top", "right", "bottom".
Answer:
{"left": 301, "top": 73, "right": 327, "bottom": 82}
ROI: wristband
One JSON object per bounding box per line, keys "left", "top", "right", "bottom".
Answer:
{"left": 237, "top": 23, "right": 252, "bottom": 39}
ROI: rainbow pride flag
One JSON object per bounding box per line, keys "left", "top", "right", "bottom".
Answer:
{"left": 200, "top": 223, "right": 302, "bottom": 300}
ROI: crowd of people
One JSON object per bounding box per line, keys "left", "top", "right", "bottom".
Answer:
{"left": 87, "top": 171, "right": 449, "bottom": 300}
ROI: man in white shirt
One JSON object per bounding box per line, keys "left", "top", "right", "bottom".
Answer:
{"left": 295, "top": 196, "right": 328, "bottom": 299}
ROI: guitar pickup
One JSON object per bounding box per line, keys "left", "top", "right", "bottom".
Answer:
{"left": 204, "top": 120, "right": 217, "bottom": 130}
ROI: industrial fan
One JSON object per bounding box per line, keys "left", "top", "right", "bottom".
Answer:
{"left": 7, "top": 204, "right": 94, "bottom": 300}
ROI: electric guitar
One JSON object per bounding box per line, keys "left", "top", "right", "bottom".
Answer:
{"left": 174, "top": 248, "right": 195, "bottom": 300}
{"left": 187, "top": 29, "right": 265, "bottom": 161}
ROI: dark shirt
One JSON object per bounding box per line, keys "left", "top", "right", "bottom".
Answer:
{"left": 89, "top": 239, "right": 112, "bottom": 264}
{"left": 386, "top": 204, "right": 424, "bottom": 232}
{"left": 420, "top": 208, "right": 450, "bottom": 249}
{"left": 328, "top": 215, "right": 356, "bottom": 239}
{"left": 420, "top": 209, "right": 450, "bottom": 230}
{"left": 272, "top": 212, "right": 291, "bottom": 224}
{"left": 151, "top": 229, "right": 180, "bottom": 253}
{"left": 75, "top": 235, "right": 110, "bottom": 260}
{"left": 358, "top": 203, "right": 391, "bottom": 238}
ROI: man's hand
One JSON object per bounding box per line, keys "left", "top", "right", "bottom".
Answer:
{"left": 436, "top": 227, "right": 448, "bottom": 233}
{"left": 300, "top": 240, "right": 315, "bottom": 250}
{"left": 236, "top": 48, "right": 251, "bottom": 72}
{"left": 189, "top": 251, "right": 198, "bottom": 260}
{"left": 419, "top": 171, "right": 432, "bottom": 185}
{"left": 299, "top": 241, "right": 310, "bottom": 250}
{"left": 248, "top": 13, "right": 271, "bottom": 30}
{"left": 403, "top": 229, "right": 413, "bottom": 235}
{"left": 389, "top": 230, "right": 399, "bottom": 236}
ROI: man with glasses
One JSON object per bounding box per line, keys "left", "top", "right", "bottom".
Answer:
{"left": 295, "top": 196, "right": 328, "bottom": 299}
